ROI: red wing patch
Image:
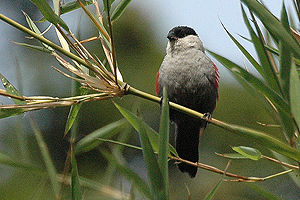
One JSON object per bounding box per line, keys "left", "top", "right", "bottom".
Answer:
{"left": 155, "top": 71, "right": 159, "bottom": 95}
{"left": 212, "top": 62, "right": 219, "bottom": 101}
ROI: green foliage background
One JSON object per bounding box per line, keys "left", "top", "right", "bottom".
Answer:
{"left": 0, "top": 0, "right": 299, "bottom": 199}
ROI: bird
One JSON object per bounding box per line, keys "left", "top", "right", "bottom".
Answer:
{"left": 156, "top": 26, "right": 219, "bottom": 177}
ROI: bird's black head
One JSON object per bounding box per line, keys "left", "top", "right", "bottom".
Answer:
{"left": 167, "top": 26, "right": 198, "bottom": 41}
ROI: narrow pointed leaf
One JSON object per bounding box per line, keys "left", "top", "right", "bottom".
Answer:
{"left": 216, "top": 152, "right": 250, "bottom": 159}
{"left": 111, "top": 0, "right": 132, "bottom": 23}
{"left": 137, "top": 116, "right": 165, "bottom": 199}
{"left": 0, "top": 152, "right": 41, "bottom": 171}
{"left": 103, "top": 0, "right": 116, "bottom": 13}
{"left": 30, "top": 0, "right": 69, "bottom": 31}
{"left": 248, "top": 184, "right": 284, "bottom": 200}
{"left": 232, "top": 146, "right": 262, "bottom": 160}
{"left": 64, "top": 103, "right": 82, "bottom": 136}
{"left": 0, "top": 108, "right": 27, "bottom": 119}
{"left": 97, "top": 138, "right": 143, "bottom": 151}
{"left": 208, "top": 50, "right": 290, "bottom": 114}
{"left": 71, "top": 145, "right": 83, "bottom": 200}
{"left": 241, "top": 0, "right": 300, "bottom": 59}
{"left": 102, "top": 151, "right": 152, "bottom": 199}
{"left": 0, "top": 73, "right": 26, "bottom": 105}
{"left": 290, "top": 62, "right": 300, "bottom": 128}
{"left": 75, "top": 119, "right": 127, "bottom": 154}
{"left": 158, "top": 87, "right": 169, "bottom": 199}
{"left": 204, "top": 178, "right": 223, "bottom": 200}
{"left": 12, "top": 41, "right": 53, "bottom": 53}
{"left": 22, "top": 11, "right": 54, "bottom": 51}
{"left": 241, "top": 5, "right": 281, "bottom": 93}
{"left": 31, "top": 120, "right": 60, "bottom": 198}
{"left": 60, "top": 0, "right": 93, "bottom": 14}
{"left": 113, "top": 102, "right": 177, "bottom": 156}
{"left": 222, "top": 22, "right": 263, "bottom": 75}
{"left": 279, "top": 2, "right": 292, "bottom": 101}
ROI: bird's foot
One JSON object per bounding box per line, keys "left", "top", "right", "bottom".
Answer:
{"left": 201, "top": 112, "right": 212, "bottom": 120}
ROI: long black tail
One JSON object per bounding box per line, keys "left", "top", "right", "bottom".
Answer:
{"left": 175, "top": 120, "right": 204, "bottom": 178}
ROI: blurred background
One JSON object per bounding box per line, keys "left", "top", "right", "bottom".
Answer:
{"left": 0, "top": 0, "right": 299, "bottom": 199}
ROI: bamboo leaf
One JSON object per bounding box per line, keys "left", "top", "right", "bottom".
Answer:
{"left": 216, "top": 152, "right": 250, "bottom": 159}
{"left": 0, "top": 73, "right": 26, "bottom": 105}
{"left": 71, "top": 145, "right": 83, "bottom": 200}
{"left": 241, "top": 0, "right": 300, "bottom": 59}
{"left": 75, "top": 119, "right": 127, "bottom": 154}
{"left": 111, "top": 0, "right": 132, "bottom": 23}
{"left": 0, "top": 108, "right": 27, "bottom": 119}
{"left": 113, "top": 102, "right": 178, "bottom": 157}
{"left": 64, "top": 103, "right": 82, "bottom": 136}
{"left": 31, "top": 120, "right": 60, "bottom": 198}
{"left": 208, "top": 50, "right": 290, "bottom": 114}
{"left": 60, "top": 0, "right": 93, "bottom": 14}
{"left": 0, "top": 152, "right": 41, "bottom": 171}
{"left": 221, "top": 22, "right": 263, "bottom": 75}
{"left": 103, "top": 0, "right": 116, "bottom": 13}
{"left": 279, "top": 2, "right": 292, "bottom": 102}
{"left": 290, "top": 62, "right": 300, "bottom": 129}
{"left": 11, "top": 41, "right": 53, "bottom": 53}
{"left": 30, "top": 0, "right": 69, "bottom": 31}
{"left": 101, "top": 151, "right": 152, "bottom": 199}
{"left": 241, "top": 5, "right": 281, "bottom": 93}
{"left": 204, "top": 178, "right": 223, "bottom": 200}
{"left": 248, "top": 184, "right": 284, "bottom": 200}
{"left": 136, "top": 114, "right": 165, "bottom": 200}
{"left": 22, "top": 11, "right": 54, "bottom": 51}
{"left": 97, "top": 138, "right": 143, "bottom": 151}
{"left": 232, "top": 146, "right": 262, "bottom": 160}
{"left": 158, "top": 87, "right": 169, "bottom": 199}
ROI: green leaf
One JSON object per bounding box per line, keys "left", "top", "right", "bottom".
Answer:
{"left": 0, "top": 152, "right": 41, "bottom": 171}
{"left": 158, "top": 87, "right": 169, "bottom": 199}
{"left": 64, "top": 103, "right": 82, "bottom": 136}
{"left": 136, "top": 114, "right": 165, "bottom": 200}
{"left": 101, "top": 151, "right": 152, "bottom": 199}
{"left": 103, "top": 0, "right": 116, "bottom": 14}
{"left": 241, "top": 0, "right": 300, "bottom": 59}
{"left": 221, "top": 22, "right": 263, "bottom": 75}
{"left": 30, "top": 0, "right": 69, "bottom": 31}
{"left": 113, "top": 102, "right": 178, "bottom": 157}
{"left": 75, "top": 119, "right": 127, "bottom": 154}
{"left": 279, "top": 2, "right": 292, "bottom": 102}
{"left": 22, "top": 11, "right": 54, "bottom": 51}
{"left": 241, "top": 5, "right": 282, "bottom": 93}
{"left": 97, "top": 138, "right": 143, "bottom": 151}
{"left": 204, "top": 178, "right": 223, "bottom": 200}
{"left": 71, "top": 145, "right": 83, "bottom": 200}
{"left": 11, "top": 41, "right": 53, "bottom": 53}
{"left": 208, "top": 50, "right": 290, "bottom": 114}
{"left": 60, "top": 0, "right": 93, "bottom": 14}
{"left": 232, "top": 146, "right": 262, "bottom": 160}
{"left": 216, "top": 152, "right": 250, "bottom": 159}
{"left": 290, "top": 62, "right": 300, "bottom": 130}
{"left": 248, "top": 184, "right": 284, "bottom": 200}
{"left": 0, "top": 108, "right": 28, "bottom": 119}
{"left": 31, "top": 119, "right": 60, "bottom": 198}
{"left": 0, "top": 73, "right": 26, "bottom": 105}
{"left": 111, "top": 0, "right": 132, "bottom": 23}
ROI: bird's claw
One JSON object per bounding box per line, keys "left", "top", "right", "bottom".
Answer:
{"left": 201, "top": 112, "right": 212, "bottom": 120}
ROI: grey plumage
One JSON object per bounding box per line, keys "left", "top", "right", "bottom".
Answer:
{"left": 157, "top": 26, "right": 218, "bottom": 177}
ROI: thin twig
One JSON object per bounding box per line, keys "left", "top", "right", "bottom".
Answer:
{"left": 170, "top": 156, "right": 261, "bottom": 182}
{"left": 262, "top": 155, "right": 299, "bottom": 169}
{"left": 105, "top": 0, "right": 118, "bottom": 87}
